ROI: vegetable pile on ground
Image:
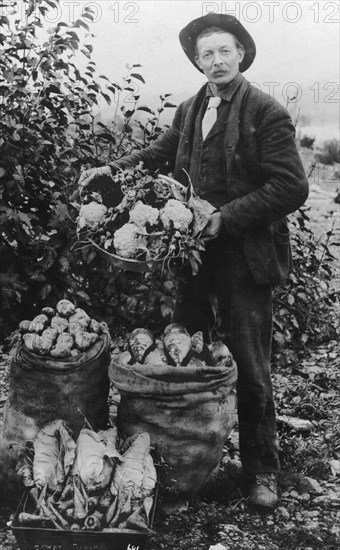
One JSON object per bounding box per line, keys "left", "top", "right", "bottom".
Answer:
{"left": 18, "top": 300, "right": 109, "bottom": 358}
{"left": 112, "top": 323, "right": 234, "bottom": 368}
{"left": 16, "top": 420, "right": 156, "bottom": 532}
{"left": 76, "top": 163, "right": 215, "bottom": 274}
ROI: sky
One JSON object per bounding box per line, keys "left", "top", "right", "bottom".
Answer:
{"left": 10, "top": 0, "right": 339, "bottom": 137}
{"left": 79, "top": 0, "right": 339, "bottom": 134}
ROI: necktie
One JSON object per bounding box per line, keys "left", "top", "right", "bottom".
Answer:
{"left": 201, "top": 96, "right": 222, "bottom": 141}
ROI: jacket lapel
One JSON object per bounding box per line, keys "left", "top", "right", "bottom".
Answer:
{"left": 174, "top": 84, "right": 207, "bottom": 184}
{"left": 182, "top": 84, "right": 207, "bottom": 141}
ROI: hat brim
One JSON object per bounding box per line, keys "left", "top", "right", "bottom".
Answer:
{"left": 179, "top": 13, "right": 256, "bottom": 73}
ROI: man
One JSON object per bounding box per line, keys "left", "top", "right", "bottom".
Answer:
{"left": 79, "top": 14, "right": 309, "bottom": 510}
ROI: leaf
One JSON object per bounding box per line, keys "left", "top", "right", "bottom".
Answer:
{"left": 17, "top": 212, "right": 33, "bottom": 228}
{"left": 74, "top": 19, "right": 89, "bottom": 31}
{"left": 102, "top": 92, "right": 111, "bottom": 105}
{"left": 39, "top": 283, "right": 52, "bottom": 300}
{"left": 98, "top": 132, "right": 116, "bottom": 143}
{"left": 137, "top": 106, "right": 154, "bottom": 115}
{"left": 164, "top": 102, "right": 177, "bottom": 108}
{"left": 79, "top": 143, "right": 95, "bottom": 154}
{"left": 130, "top": 73, "right": 145, "bottom": 84}
{"left": 48, "top": 202, "right": 68, "bottom": 228}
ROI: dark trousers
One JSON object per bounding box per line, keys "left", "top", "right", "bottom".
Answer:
{"left": 172, "top": 239, "right": 280, "bottom": 475}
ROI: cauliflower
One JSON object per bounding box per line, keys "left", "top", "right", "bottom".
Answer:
{"left": 78, "top": 202, "right": 107, "bottom": 230}
{"left": 129, "top": 201, "right": 159, "bottom": 228}
{"left": 160, "top": 199, "right": 193, "bottom": 231}
{"left": 113, "top": 223, "right": 141, "bottom": 258}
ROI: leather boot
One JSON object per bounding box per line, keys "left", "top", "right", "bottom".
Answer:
{"left": 248, "top": 473, "right": 278, "bottom": 511}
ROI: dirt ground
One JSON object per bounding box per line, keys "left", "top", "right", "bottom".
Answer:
{"left": 0, "top": 153, "right": 339, "bottom": 550}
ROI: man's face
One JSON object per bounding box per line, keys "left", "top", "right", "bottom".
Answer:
{"left": 195, "top": 32, "right": 245, "bottom": 85}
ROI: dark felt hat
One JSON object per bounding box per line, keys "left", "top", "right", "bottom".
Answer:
{"left": 179, "top": 13, "right": 256, "bottom": 73}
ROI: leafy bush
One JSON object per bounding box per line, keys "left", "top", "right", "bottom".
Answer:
{"left": 316, "top": 138, "right": 340, "bottom": 165}
{"left": 0, "top": 0, "right": 175, "bottom": 339}
{"left": 300, "top": 135, "right": 315, "bottom": 150}
{"left": 272, "top": 206, "right": 338, "bottom": 361}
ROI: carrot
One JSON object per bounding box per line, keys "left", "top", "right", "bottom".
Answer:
{"left": 18, "top": 512, "right": 47, "bottom": 526}
{"left": 143, "top": 495, "right": 154, "bottom": 522}
{"left": 59, "top": 478, "right": 73, "bottom": 502}
{"left": 105, "top": 495, "right": 118, "bottom": 526}
{"left": 39, "top": 501, "right": 63, "bottom": 530}
{"left": 37, "top": 484, "right": 48, "bottom": 515}
{"left": 73, "top": 481, "right": 86, "bottom": 520}
{"left": 48, "top": 502, "right": 69, "bottom": 529}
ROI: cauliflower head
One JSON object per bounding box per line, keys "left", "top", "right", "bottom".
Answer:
{"left": 113, "top": 223, "right": 141, "bottom": 258}
{"left": 129, "top": 201, "right": 159, "bottom": 228}
{"left": 160, "top": 199, "right": 193, "bottom": 231}
{"left": 78, "top": 202, "right": 107, "bottom": 230}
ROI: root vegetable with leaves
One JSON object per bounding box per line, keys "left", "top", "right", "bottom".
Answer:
{"left": 16, "top": 421, "right": 157, "bottom": 533}
{"left": 113, "top": 323, "right": 234, "bottom": 368}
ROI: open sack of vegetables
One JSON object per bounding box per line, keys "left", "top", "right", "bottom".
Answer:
{"left": 110, "top": 323, "right": 238, "bottom": 503}
{"left": 0, "top": 300, "right": 111, "bottom": 503}
{"left": 74, "top": 162, "right": 216, "bottom": 274}
{"left": 12, "top": 420, "right": 156, "bottom": 537}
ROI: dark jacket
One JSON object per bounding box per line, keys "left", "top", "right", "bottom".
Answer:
{"left": 112, "top": 75, "right": 309, "bottom": 285}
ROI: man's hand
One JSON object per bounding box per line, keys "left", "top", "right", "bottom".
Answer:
{"left": 201, "top": 211, "right": 223, "bottom": 241}
{"left": 78, "top": 165, "right": 113, "bottom": 188}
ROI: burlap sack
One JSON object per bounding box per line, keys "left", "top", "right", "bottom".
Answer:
{"left": 0, "top": 335, "right": 110, "bottom": 502}
{"left": 111, "top": 360, "right": 237, "bottom": 499}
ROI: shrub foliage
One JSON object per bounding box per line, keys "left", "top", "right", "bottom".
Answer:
{"left": 0, "top": 0, "right": 175, "bottom": 338}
